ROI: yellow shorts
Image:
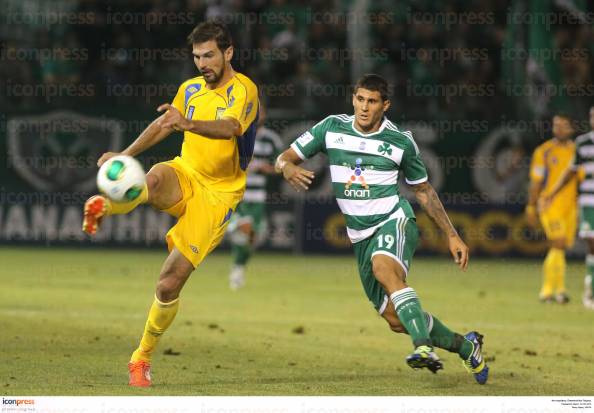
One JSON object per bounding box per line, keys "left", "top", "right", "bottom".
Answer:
{"left": 539, "top": 208, "right": 577, "bottom": 247}
{"left": 160, "top": 156, "right": 243, "bottom": 267}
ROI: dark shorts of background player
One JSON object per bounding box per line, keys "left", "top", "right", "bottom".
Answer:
{"left": 353, "top": 217, "right": 419, "bottom": 314}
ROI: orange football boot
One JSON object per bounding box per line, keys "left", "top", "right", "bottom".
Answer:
{"left": 128, "top": 360, "right": 151, "bottom": 387}
{"left": 82, "top": 195, "right": 109, "bottom": 235}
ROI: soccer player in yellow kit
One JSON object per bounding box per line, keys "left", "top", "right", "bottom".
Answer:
{"left": 526, "top": 114, "right": 577, "bottom": 304}
{"left": 81, "top": 22, "right": 258, "bottom": 387}
{"left": 544, "top": 107, "right": 594, "bottom": 309}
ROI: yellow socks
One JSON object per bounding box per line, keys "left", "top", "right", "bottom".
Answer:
{"left": 551, "top": 248, "right": 566, "bottom": 294}
{"left": 541, "top": 248, "right": 566, "bottom": 297}
{"left": 130, "top": 295, "right": 180, "bottom": 363}
{"left": 106, "top": 183, "right": 149, "bottom": 215}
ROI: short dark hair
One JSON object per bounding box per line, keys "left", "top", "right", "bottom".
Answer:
{"left": 354, "top": 74, "right": 389, "bottom": 101}
{"left": 187, "top": 21, "right": 232, "bottom": 51}
{"left": 553, "top": 112, "right": 572, "bottom": 121}
{"left": 553, "top": 112, "right": 577, "bottom": 131}
{"left": 553, "top": 112, "right": 573, "bottom": 123}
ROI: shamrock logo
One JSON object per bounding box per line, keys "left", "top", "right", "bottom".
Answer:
{"left": 378, "top": 142, "right": 392, "bottom": 155}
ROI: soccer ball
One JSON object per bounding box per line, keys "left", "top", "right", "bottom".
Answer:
{"left": 97, "top": 155, "right": 146, "bottom": 202}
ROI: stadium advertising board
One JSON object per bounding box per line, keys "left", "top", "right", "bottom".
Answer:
{"left": 0, "top": 111, "right": 553, "bottom": 256}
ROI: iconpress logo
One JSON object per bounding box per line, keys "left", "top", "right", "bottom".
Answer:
{"left": 2, "top": 398, "right": 35, "bottom": 407}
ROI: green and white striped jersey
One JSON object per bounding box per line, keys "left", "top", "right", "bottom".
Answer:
{"left": 290, "top": 114, "right": 428, "bottom": 243}
{"left": 244, "top": 126, "right": 283, "bottom": 203}
{"left": 573, "top": 131, "right": 594, "bottom": 207}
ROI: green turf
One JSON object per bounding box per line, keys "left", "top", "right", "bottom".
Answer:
{"left": 0, "top": 247, "right": 593, "bottom": 395}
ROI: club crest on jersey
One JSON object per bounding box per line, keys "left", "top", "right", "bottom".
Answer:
{"left": 359, "top": 141, "right": 366, "bottom": 151}
{"left": 378, "top": 142, "right": 392, "bottom": 156}
{"left": 185, "top": 83, "right": 202, "bottom": 106}
{"left": 344, "top": 158, "right": 370, "bottom": 198}
{"left": 216, "top": 107, "right": 226, "bottom": 119}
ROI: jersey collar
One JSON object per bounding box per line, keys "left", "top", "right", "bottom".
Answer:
{"left": 350, "top": 116, "right": 388, "bottom": 137}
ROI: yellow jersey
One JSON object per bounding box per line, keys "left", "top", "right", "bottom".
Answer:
{"left": 171, "top": 72, "right": 259, "bottom": 194}
{"left": 529, "top": 138, "right": 577, "bottom": 214}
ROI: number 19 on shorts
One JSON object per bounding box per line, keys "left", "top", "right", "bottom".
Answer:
{"left": 377, "top": 234, "right": 395, "bottom": 249}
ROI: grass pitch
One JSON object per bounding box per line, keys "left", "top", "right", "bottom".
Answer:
{"left": 1, "top": 247, "right": 593, "bottom": 396}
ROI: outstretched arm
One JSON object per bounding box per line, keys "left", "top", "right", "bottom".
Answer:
{"left": 249, "top": 159, "right": 277, "bottom": 175}
{"left": 275, "top": 148, "right": 315, "bottom": 192}
{"left": 97, "top": 113, "right": 174, "bottom": 166}
{"left": 410, "top": 181, "right": 469, "bottom": 270}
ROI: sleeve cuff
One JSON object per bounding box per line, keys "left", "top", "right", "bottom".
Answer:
{"left": 290, "top": 143, "right": 307, "bottom": 160}
{"left": 405, "top": 176, "right": 428, "bottom": 185}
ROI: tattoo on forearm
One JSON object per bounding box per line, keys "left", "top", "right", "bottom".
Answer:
{"left": 417, "top": 185, "right": 457, "bottom": 237}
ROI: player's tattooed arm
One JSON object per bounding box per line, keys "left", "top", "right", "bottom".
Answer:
{"left": 411, "top": 181, "right": 457, "bottom": 236}
{"left": 411, "top": 181, "right": 469, "bottom": 270}
{"left": 156, "top": 103, "right": 241, "bottom": 138}
{"left": 275, "top": 148, "right": 315, "bottom": 192}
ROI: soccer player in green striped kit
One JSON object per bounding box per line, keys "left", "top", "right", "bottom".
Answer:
{"left": 274, "top": 74, "right": 489, "bottom": 383}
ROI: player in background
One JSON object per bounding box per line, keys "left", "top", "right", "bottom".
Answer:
{"left": 526, "top": 114, "right": 577, "bottom": 304}
{"left": 81, "top": 22, "right": 259, "bottom": 386}
{"left": 543, "top": 106, "right": 594, "bottom": 309}
{"left": 274, "top": 74, "right": 488, "bottom": 384}
{"left": 227, "top": 105, "right": 283, "bottom": 290}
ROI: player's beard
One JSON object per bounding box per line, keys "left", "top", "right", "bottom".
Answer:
{"left": 202, "top": 67, "right": 224, "bottom": 85}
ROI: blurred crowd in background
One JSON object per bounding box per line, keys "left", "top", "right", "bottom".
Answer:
{"left": 0, "top": 0, "right": 592, "bottom": 124}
